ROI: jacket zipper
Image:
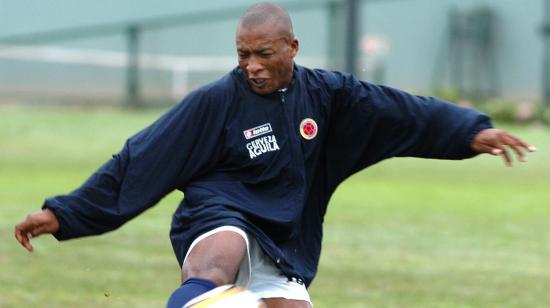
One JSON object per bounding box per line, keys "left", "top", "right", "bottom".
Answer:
{"left": 278, "top": 88, "right": 287, "bottom": 104}
{"left": 278, "top": 88, "right": 303, "bottom": 190}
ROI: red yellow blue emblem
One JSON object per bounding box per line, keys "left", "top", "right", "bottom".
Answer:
{"left": 299, "top": 118, "right": 318, "bottom": 140}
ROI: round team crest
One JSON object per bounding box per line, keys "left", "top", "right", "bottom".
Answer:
{"left": 299, "top": 118, "right": 318, "bottom": 140}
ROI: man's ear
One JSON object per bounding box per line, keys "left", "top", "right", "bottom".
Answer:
{"left": 290, "top": 38, "right": 299, "bottom": 58}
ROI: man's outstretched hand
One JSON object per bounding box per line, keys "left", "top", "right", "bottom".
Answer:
{"left": 14, "top": 209, "right": 60, "bottom": 252}
{"left": 471, "top": 128, "right": 536, "bottom": 166}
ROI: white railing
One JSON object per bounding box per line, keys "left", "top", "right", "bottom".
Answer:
{"left": 0, "top": 44, "right": 326, "bottom": 100}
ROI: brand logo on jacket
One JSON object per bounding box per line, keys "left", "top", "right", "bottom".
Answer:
{"left": 243, "top": 123, "right": 272, "bottom": 140}
{"left": 299, "top": 118, "right": 318, "bottom": 140}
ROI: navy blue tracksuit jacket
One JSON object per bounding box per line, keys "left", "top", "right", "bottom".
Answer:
{"left": 43, "top": 64, "right": 492, "bottom": 287}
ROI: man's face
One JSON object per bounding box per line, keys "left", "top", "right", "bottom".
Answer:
{"left": 236, "top": 22, "right": 298, "bottom": 95}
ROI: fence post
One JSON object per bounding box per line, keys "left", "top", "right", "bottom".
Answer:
{"left": 543, "top": 0, "right": 550, "bottom": 108}
{"left": 327, "top": 0, "right": 360, "bottom": 76}
{"left": 345, "top": 0, "right": 360, "bottom": 76}
{"left": 126, "top": 25, "right": 141, "bottom": 107}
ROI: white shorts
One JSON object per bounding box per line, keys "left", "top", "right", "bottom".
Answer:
{"left": 184, "top": 226, "right": 311, "bottom": 304}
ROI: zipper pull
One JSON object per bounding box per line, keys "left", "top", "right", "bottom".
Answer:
{"left": 278, "top": 88, "right": 287, "bottom": 103}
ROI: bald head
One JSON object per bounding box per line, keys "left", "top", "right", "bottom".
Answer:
{"left": 238, "top": 2, "right": 294, "bottom": 40}
{"left": 235, "top": 3, "right": 299, "bottom": 94}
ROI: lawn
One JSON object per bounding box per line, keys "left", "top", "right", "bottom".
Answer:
{"left": 1, "top": 106, "right": 549, "bottom": 307}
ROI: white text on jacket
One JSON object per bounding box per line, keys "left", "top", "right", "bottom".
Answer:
{"left": 246, "top": 135, "right": 280, "bottom": 159}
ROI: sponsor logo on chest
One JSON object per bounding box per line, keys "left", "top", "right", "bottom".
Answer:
{"left": 243, "top": 123, "right": 280, "bottom": 159}
{"left": 243, "top": 123, "right": 272, "bottom": 140}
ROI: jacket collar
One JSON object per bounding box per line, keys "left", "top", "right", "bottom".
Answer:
{"left": 233, "top": 63, "right": 299, "bottom": 98}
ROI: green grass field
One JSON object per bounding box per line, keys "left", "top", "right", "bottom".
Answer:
{"left": 1, "top": 106, "right": 549, "bottom": 307}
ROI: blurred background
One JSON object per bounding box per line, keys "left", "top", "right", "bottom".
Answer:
{"left": 1, "top": 0, "right": 549, "bottom": 118}
{"left": 1, "top": 0, "right": 550, "bottom": 307}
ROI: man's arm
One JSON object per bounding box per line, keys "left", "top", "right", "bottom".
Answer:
{"left": 14, "top": 88, "right": 228, "bottom": 249}
{"left": 324, "top": 72, "right": 535, "bottom": 184}
{"left": 470, "top": 128, "right": 536, "bottom": 166}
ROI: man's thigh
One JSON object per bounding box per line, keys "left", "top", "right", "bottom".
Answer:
{"left": 182, "top": 229, "right": 247, "bottom": 285}
{"left": 182, "top": 227, "right": 313, "bottom": 306}
{"left": 262, "top": 298, "right": 312, "bottom": 308}
{"left": 246, "top": 236, "right": 312, "bottom": 306}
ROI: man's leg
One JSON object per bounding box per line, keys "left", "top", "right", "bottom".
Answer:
{"left": 167, "top": 230, "right": 246, "bottom": 307}
{"left": 262, "top": 298, "right": 312, "bottom": 308}
{"left": 244, "top": 236, "right": 312, "bottom": 308}
{"left": 181, "top": 230, "right": 246, "bottom": 284}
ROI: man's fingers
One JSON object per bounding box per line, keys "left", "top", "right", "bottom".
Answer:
{"left": 500, "top": 147, "right": 513, "bottom": 166}
{"left": 22, "top": 235, "right": 34, "bottom": 252}
{"left": 481, "top": 143, "right": 512, "bottom": 166}
{"left": 477, "top": 143, "right": 504, "bottom": 157}
{"left": 510, "top": 144, "right": 528, "bottom": 162}
{"left": 14, "top": 210, "right": 60, "bottom": 252}
{"left": 474, "top": 129, "right": 537, "bottom": 166}
{"left": 501, "top": 136, "right": 526, "bottom": 162}
{"left": 14, "top": 226, "right": 33, "bottom": 252}
{"left": 519, "top": 140, "right": 536, "bottom": 152}
{"left": 15, "top": 210, "right": 59, "bottom": 251}
{"left": 14, "top": 216, "right": 43, "bottom": 252}
{"left": 14, "top": 226, "right": 23, "bottom": 242}
{"left": 14, "top": 221, "right": 31, "bottom": 243}
{"left": 501, "top": 134, "right": 529, "bottom": 162}
{"left": 509, "top": 134, "right": 536, "bottom": 152}
{"left": 500, "top": 132, "right": 538, "bottom": 163}
{"left": 30, "top": 224, "right": 50, "bottom": 238}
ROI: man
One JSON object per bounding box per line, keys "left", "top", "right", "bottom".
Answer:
{"left": 14, "top": 3, "right": 535, "bottom": 308}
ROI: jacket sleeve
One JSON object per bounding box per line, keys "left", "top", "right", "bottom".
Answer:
{"left": 325, "top": 72, "right": 493, "bottom": 182}
{"left": 43, "top": 89, "right": 226, "bottom": 240}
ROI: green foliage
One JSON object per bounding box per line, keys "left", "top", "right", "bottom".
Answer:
{"left": 1, "top": 108, "right": 549, "bottom": 307}
{"left": 541, "top": 106, "right": 550, "bottom": 124}
{"left": 431, "top": 87, "right": 547, "bottom": 124}
{"left": 476, "top": 98, "right": 517, "bottom": 123}
{"left": 431, "top": 87, "right": 462, "bottom": 104}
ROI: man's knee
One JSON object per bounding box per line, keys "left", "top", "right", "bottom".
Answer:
{"left": 182, "top": 230, "right": 247, "bottom": 286}
{"left": 262, "top": 298, "right": 312, "bottom": 308}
